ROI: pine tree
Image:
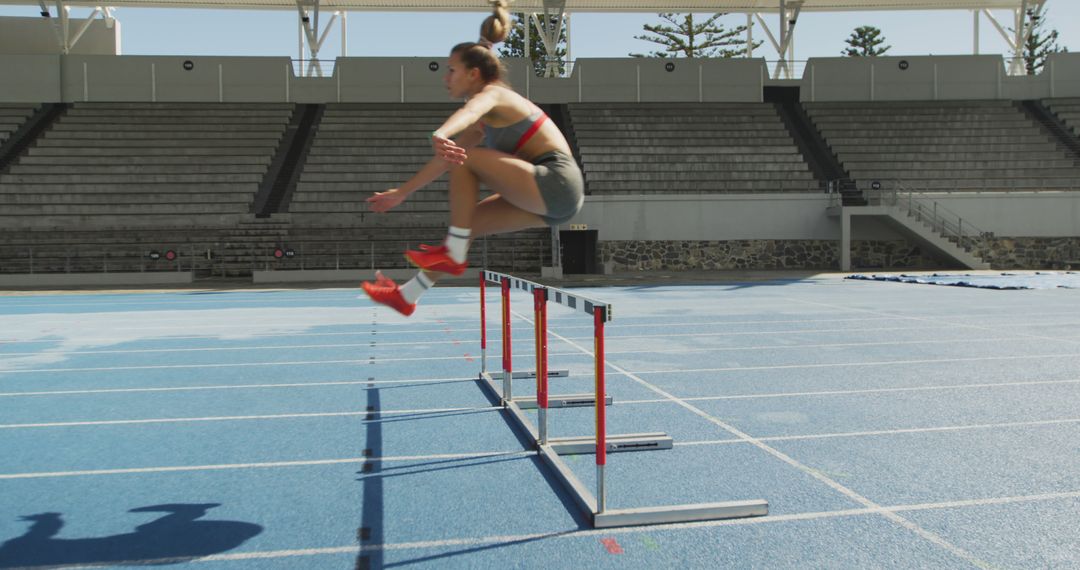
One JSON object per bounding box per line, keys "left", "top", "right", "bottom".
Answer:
{"left": 498, "top": 13, "right": 567, "bottom": 77}
{"left": 1015, "top": 4, "right": 1067, "bottom": 75}
{"left": 630, "top": 13, "right": 759, "bottom": 58}
{"left": 842, "top": 26, "right": 891, "bottom": 57}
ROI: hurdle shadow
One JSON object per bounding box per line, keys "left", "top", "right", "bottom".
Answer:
{"left": 0, "top": 503, "right": 262, "bottom": 568}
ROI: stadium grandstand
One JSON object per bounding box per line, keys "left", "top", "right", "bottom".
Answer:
{"left": 0, "top": 0, "right": 1078, "bottom": 286}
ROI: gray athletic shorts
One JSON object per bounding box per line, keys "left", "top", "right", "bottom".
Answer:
{"left": 532, "top": 151, "right": 585, "bottom": 226}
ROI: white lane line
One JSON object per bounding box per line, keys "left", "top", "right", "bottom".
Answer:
{"left": 618, "top": 378, "right": 1080, "bottom": 405}
{"left": 6, "top": 491, "right": 1077, "bottom": 568}
{"left": 625, "top": 353, "right": 1080, "bottom": 376}
{"left": 8, "top": 312, "right": 1080, "bottom": 344}
{"left": 0, "top": 376, "right": 480, "bottom": 397}
{"left": 0, "top": 339, "right": 477, "bottom": 357}
{"left": 677, "top": 417, "right": 1080, "bottom": 446}
{"left": 6, "top": 350, "right": 1075, "bottom": 375}
{"left": 3, "top": 375, "right": 1075, "bottom": 401}
{"left": 0, "top": 406, "right": 493, "bottom": 429}
{"left": 0, "top": 335, "right": 1019, "bottom": 358}
{"left": 519, "top": 310, "right": 996, "bottom": 569}
{"left": 0, "top": 451, "right": 529, "bottom": 480}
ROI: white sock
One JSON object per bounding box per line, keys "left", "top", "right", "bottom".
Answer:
{"left": 399, "top": 272, "right": 434, "bottom": 305}
{"left": 445, "top": 226, "right": 471, "bottom": 264}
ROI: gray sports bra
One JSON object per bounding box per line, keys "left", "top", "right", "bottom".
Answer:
{"left": 483, "top": 109, "right": 548, "bottom": 154}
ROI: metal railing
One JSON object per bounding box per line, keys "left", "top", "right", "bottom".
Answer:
{"left": 863, "top": 180, "right": 992, "bottom": 253}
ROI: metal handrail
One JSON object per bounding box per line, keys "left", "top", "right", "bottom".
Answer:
{"left": 863, "top": 180, "right": 990, "bottom": 252}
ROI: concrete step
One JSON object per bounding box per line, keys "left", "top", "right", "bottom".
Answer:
{"left": 847, "top": 168, "right": 1080, "bottom": 180}
{"left": 577, "top": 145, "right": 798, "bottom": 154}
{"left": 573, "top": 129, "right": 791, "bottom": 138}
{"left": 294, "top": 181, "right": 448, "bottom": 191}
{"left": 579, "top": 154, "right": 808, "bottom": 164}
{"left": 45, "top": 130, "right": 285, "bottom": 140}
{"left": 824, "top": 134, "right": 1051, "bottom": 145}
{"left": 0, "top": 204, "right": 250, "bottom": 215}
{"left": 27, "top": 147, "right": 276, "bottom": 157}
{"left": 35, "top": 138, "right": 280, "bottom": 149}
{"left": 833, "top": 150, "right": 1068, "bottom": 161}
{"left": 1, "top": 173, "right": 262, "bottom": 184}
{"left": 819, "top": 127, "right": 1039, "bottom": 138}
{"left": 588, "top": 181, "right": 820, "bottom": 191}
{"left": 0, "top": 183, "right": 258, "bottom": 192}
{"left": 587, "top": 171, "right": 815, "bottom": 181}
{"left": 584, "top": 163, "right": 810, "bottom": 174}
{"left": 8, "top": 164, "right": 269, "bottom": 175}
{"left": 16, "top": 155, "right": 272, "bottom": 166}
{"left": 0, "top": 193, "right": 251, "bottom": 205}
{"left": 841, "top": 159, "right": 1078, "bottom": 170}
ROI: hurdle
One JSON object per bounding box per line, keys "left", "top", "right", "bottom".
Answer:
{"left": 477, "top": 270, "right": 769, "bottom": 528}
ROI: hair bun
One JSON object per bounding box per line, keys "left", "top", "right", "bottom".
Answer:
{"left": 480, "top": 0, "right": 510, "bottom": 44}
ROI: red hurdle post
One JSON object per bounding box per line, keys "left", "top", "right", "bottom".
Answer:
{"left": 479, "top": 273, "right": 487, "bottom": 373}
{"left": 594, "top": 306, "right": 607, "bottom": 512}
{"left": 501, "top": 277, "right": 512, "bottom": 402}
{"left": 533, "top": 287, "right": 549, "bottom": 444}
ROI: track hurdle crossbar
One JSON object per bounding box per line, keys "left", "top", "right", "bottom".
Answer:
{"left": 477, "top": 270, "right": 768, "bottom": 528}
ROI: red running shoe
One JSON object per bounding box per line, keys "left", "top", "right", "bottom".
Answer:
{"left": 360, "top": 271, "right": 416, "bottom": 316}
{"left": 405, "top": 245, "right": 467, "bottom": 276}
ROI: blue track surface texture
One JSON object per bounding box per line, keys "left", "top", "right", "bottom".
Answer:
{"left": 1, "top": 277, "right": 1078, "bottom": 569}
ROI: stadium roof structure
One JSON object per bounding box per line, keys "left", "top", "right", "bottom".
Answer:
{"left": 0, "top": 0, "right": 1032, "bottom": 11}
{"left": 7, "top": 0, "right": 1043, "bottom": 79}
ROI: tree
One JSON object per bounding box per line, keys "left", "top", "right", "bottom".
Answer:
{"left": 630, "top": 13, "right": 759, "bottom": 58}
{"left": 842, "top": 26, "right": 891, "bottom": 57}
{"left": 499, "top": 13, "right": 568, "bottom": 77}
{"left": 1013, "top": 4, "right": 1067, "bottom": 75}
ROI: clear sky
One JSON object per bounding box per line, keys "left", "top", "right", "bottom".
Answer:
{"left": 1, "top": 1, "right": 1076, "bottom": 64}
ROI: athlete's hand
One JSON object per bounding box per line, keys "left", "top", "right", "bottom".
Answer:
{"left": 432, "top": 134, "right": 467, "bottom": 165}
{"left": 366, "top": 188, "right": 407, "bottom": 213}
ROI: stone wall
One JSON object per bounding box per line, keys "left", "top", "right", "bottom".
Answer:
{"left": 599, "top": 237, "right": 1080, "bottom": 272}
{"left": 974, "top": 237, "right": 1080, "bottom": 270}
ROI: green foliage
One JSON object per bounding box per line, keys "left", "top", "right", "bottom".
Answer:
{"left": 842, "top": 26, "right": 891, "bottom": 57}
{"left": 630, "top": 13, "right": 759, "bottom": 58}
{"left": 1014, "top": 4, "right": 1067, "bottom": 75}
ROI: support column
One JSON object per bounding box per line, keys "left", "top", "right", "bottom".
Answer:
{"left": 841, "top": 211, "right": 852, "bottom": 272}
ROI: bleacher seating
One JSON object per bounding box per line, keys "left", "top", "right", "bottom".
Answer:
{"left": 0, "top": 104, "right": 36, "bottom": 146}
{"left": 286, "top": 103, "right": 549, "bottom": 271}
{"left": 1045, "top": 98, "right": 1080, "bottom": 137}
{"left": 569, "top": 103, "right": 818, "bottom": 194}
{"left": 290, "top": 103, "right": 460, "bottom": 223}
{"left": 805, "top": 100, "right": 1080, "bottom": 191}
{"left": 0, "top": 102, "right": 293, "bottom": 228}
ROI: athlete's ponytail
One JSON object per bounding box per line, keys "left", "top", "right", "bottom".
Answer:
{"left": 450, "top": 0, "right": 510, "bottom": 83}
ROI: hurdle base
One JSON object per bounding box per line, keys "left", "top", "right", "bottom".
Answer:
{"left": 512, "top": 369, "right": 569, "bottom": 380}
{"left": 550, "top": 433, "right": 672, "bottom": 455}
{"left": 515, "top": 394, "right": 613, "bottom": 409}
{"left": 593, "top": 500, "right": 769, "bottom": 528}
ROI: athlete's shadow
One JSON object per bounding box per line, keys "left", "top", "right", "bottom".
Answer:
{"left": 0, "top": 503, "right": 262, "bottom": 568}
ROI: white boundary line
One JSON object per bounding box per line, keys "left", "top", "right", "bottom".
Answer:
{"left": 8, "top": 312, "right": 1080, "bottom": 342}
{"left": 0, "top": 406, "right": 494, "bottom": 429}
{"left": 4, "top": 491, "right": 1077, "bottom": 569}
{"left": 677, "top": 417, "right": 1080, "bottom": 446}
{"left": 521, "top": 310, "right": 996, "bottom": 569}
{"left": 4, "top": 411, "right": 1079, "bottom": 476}
{"left": 5, "top": 349, "right": 1077, "bottom": 375}
{"left": 7, "top": 374, "right": 1076, "bottom": 400}
{"left": 0, "top": 376, "right": 481, "bottom": 397}
{"left": 0, "top": 450, "right": 529, "bottom": 480}
{"left": 0, "top": 335, "right": 1023, "bottom": 358}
